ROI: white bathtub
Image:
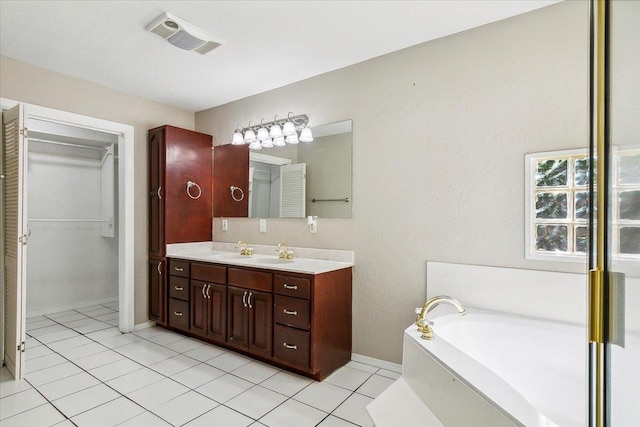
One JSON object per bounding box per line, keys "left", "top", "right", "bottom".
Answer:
{"left": 369, "top": 308, "right": 640, "bottom": 427}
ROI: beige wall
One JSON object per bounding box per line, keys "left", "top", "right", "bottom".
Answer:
{"left": 0, "top": 55, "right": 194, "bottom": 324}
{"left": 196, "top": 1, "right": 588, "bottom": 363}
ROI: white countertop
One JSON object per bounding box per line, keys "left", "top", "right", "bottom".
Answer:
{"left": 166, "top": 242, "right": 354, "bottom": 275}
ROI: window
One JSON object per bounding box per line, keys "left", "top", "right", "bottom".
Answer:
{"left": 525, "top": 149, "right": 640, "bottom": 261}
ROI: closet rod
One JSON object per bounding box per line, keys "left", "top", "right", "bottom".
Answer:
{"left": 28, "top": 218, "right": 110, "bottom": 223}
{"left": 29, "top": 137, "right": 107, "bottom": 151}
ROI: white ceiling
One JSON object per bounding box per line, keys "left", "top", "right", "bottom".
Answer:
{"left": 0, "top": 1, "right": 559, "bottom": 112}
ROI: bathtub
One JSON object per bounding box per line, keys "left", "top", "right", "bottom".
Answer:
{"left": 369, "top": 308, "right": 640, "bottom": 427}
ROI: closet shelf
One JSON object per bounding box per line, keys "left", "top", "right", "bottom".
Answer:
{"left": 28, "top": 218, "right": 112, "bottom": 223}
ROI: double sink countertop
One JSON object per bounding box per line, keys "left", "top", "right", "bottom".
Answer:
{"left": 166, "top": 242, "right": 355, "bottom": 275}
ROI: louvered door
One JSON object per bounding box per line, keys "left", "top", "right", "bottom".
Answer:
{"left": 2, "top": 104, "right": 27, "bottom": 379}
{"left": 280, "top": 163, "right": 306, "bottom": 218}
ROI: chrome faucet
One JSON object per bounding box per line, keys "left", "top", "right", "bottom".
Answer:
{"left": 415, "top": 296, "right": 466, "bottom": 340}
{"left": 275, "top": 242, "right": 294, "bottom": 259}
{"left": 236, "top": 240, "right": 252, "bottom": 256}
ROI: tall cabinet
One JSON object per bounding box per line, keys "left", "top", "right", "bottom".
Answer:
{"left": 148, "top": 125, "right": 213, "bottom": 325}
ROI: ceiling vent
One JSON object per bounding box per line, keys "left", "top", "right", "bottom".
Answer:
{"left": 145, "top": 12, "right": 221, "bottom": 55}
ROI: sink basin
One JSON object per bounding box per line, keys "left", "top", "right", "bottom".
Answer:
{"left": 255, "top": 258, "right": 295, "bottom": 264}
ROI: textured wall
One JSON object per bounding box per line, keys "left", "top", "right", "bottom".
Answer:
{"left": 0, "top": 56, "right": 194, "bottom": 324}
{"left": 195, "top": 2, "right": 589, "bottom": 363}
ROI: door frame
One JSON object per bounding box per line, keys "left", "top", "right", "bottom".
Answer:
{"left": 1, "top": 98, "right": 135, "bottom": 338}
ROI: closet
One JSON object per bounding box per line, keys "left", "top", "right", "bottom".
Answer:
{"left": 26, "top": 118, "right": 119, "bottom": 318}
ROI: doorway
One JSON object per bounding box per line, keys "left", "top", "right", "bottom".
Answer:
{"left": 1, "top": 99, "right": 135, "bottom": 379}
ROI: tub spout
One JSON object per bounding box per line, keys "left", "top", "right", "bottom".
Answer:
{"left": 415, "top": 296, "right": 466, "bottom": 340}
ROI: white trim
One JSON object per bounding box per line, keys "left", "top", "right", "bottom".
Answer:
{"left": 351, "top": 353, "right": 402, "bottom": 374}
{"left": 250, "top": 152, "right": 291, "bottom": 166}
{"left": 2, "top": 99, "right": 135, "bottom": 334}
{"left": 134, "top": 321, "right": 156, "bottom": 331}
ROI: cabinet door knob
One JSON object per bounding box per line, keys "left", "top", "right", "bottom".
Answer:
{"left": 283, "top": 284, "right": 298, "bottom": 290}
{"left": 174, "top": 286, "right": 183, "bottom": 291}
{"left": 157, "top": 262, "right": 162, "bottom": 275}
{"left": 174, "top": 311, "right": 183, "bottom": 317}
{"left": 283, "top": 343, "right": 298, "bottom": 350}
{"left": 283, "top": 309, "right": 298, "bottom": 316}
{"left": 157, "top": 186, "right": 162, "bottom": 199}
{"left": 206, "top": 284, "right": 211, "bottom": 299}
{"left": 248, "top": 292, "right": 253, "bottom": 309}
{"left": 242, "top": 291, "right": 248, "bottom": 308}
{"left": 202, "top": 285, "right": 207, "bottom": 298}
{"left": 175, "top": 267, "right": 184, "bottom": 272}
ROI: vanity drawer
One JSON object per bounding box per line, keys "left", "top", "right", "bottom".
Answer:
{"left": 169, "top": 259, "right": 190, "bottom": 278}
{"left": 274, "top": 296, "right": 310, "bottom": 330}
{"left": 168, "top": 298, "right": 189, "bottom": 330}
{"left": 274, "top": 275, "right": 310, "bottom": 299}
{"left": 192, "top": 263, "right": 226, "bottom": 283}
{"left": 273, "top": 324, "right": 310, "bottom": 370}
{"left": 169, "top": 276, "right": 189, "bottom": 301}
{"left": 228, "top": 268, "right": 272, "bottom": 292}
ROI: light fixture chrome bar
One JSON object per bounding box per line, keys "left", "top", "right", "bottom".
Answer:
{"left": 241, "top": 114, "right": 309, "bottom": 134}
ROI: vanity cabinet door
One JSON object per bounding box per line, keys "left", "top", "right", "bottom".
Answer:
{"left": 227, "top": 286, "right": 249, "bottom": 349}
{"left": 149, "top": 258, "right": 166, "bottom": 325}
{"left": 190, "top": 281, "right": 208, "bottom": 337}
{"left": 248, "top": 290, "right": 272, "bottom": 357}
{"left": 207, "top": 283, "right": 227, "bottom": 343}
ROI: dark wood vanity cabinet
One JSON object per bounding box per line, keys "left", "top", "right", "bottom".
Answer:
{"left": 148, "top": 258, "right": 166, "bottom": 324}
{"left": 190, "top": 263, "right": 227, "bottom": 344}
{"left": 147, "top": 125, "right": 213, "bottom": 324}
{"left": 164, "top": 257, "right": 352, "bottom": 381}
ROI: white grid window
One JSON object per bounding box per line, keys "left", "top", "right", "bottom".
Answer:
{"left": 525, "top": 148, "right": 640, "bottom": 262}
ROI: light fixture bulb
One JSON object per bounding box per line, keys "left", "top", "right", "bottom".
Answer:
{"left": 269, "top": 123, "right": 283, "bottom": 138}
{"left": 282, "top": 121, "right": 296, "bottom": 136}
{"left": 257, "top": 127, "right": 270, "bottom": 141}
{"left": 299, "top": 127, "right": 313, "bottom": 142}
{"left": 285, "top": 134, "right": 299, "bottom": 144}
{"left": 232, "top": 131, "right": 244, "bottom": 145}
{"left": 249, "top": 141, "right": 262, "bottom": 150}
{"left": 273, "top": 136, "right": 286, "bottom": 146}
{"left": 261, "top": 138, "right": 274, "bottom": 148}
{"left": 244, "top": 129, "right": 256, "bottom": 143}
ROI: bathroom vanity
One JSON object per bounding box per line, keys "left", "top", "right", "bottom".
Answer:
{"left": 162, "top": 244, "right": 353, "bottom": 380}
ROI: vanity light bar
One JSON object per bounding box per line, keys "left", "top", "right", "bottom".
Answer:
{"left": 231, "top": 113, "right": 313, "bottom": 148}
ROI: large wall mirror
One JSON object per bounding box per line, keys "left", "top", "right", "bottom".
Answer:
{"left": 214, "top": 120, "right": 353, "bottom": 219}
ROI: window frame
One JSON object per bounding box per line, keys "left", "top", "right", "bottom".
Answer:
{"left": 526, "top": 148, "right": 640, "bottom": 265}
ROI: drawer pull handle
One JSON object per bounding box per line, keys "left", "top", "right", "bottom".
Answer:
{"left": 174, "top": 286, "right": 184, "bottom": 291}
{"left": 283, "top": 284, "right": 298, "bottom": 290}
{"left": 174, "top": 311, "right": 183, "bottom": 317}
{"left": 283, "top": 343, "right": 298, "bottom": 350}
{"left": 283, "top": 309, "right": 298, "bottom": 316}
{"left": 175, "top": 267, "right": 184, "bottom": 272}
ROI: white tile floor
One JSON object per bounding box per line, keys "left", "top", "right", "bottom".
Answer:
{"left": 0, "top": 302, "right": 400, "bottom": 426}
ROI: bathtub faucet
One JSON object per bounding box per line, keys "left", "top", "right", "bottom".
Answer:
{"left": 415, "top": 296, "right": 466, "bottom": 340}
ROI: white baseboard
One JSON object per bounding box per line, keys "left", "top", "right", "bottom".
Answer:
{"left": 134, "top": 321, "right": 155, "bottom": 331}
{"left": 27, "top": 297, "right": 119, "bottom": 318}
{"left": 352, "top": 353, "right": 402, "bottom": 373}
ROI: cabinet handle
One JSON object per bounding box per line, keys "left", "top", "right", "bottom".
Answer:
{"left": 283, "top": 343, "right": 298, "bottom": 350}
{"left": 157, "top": 187, "right": 162, "bottom": 199}
{"left": 174, "top": 286, "right": 183, "bottom": 291}
{"left": 283, "top": 284, "right": 298, "bottom": 290}
{"left": 157, "top": 262, "right": 162, "bottom": 275}
{"left": 202, "top": 285, "right": 207, "bottom": 299}
{"left": 248, "top": 292, "right": 253, "bottom": 309}
{"left": 283, "top": 309, "right": 298, "bottom": 316}
{"left": 174, "top": 311, "right": 183, "bottom": 317}
{"left": 206, "top": 284, "right": 211, "bottom": 299}
{"left": 175, "top": 267, "right": 184, "bottom": 272}
{"left": 242, "top": 291, "right": 248, "bottom": 308}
